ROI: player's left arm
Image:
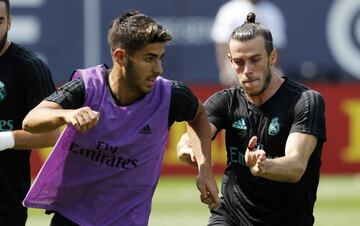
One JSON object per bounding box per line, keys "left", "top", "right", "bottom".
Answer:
{"left": 187, "top": 100, "right": 220, "bottom": 209}
{"left": 251, "top": 132, "right": 317, "bottom": 182}
{"left": 171, "top": 81, "right": 219, "bottom": 208}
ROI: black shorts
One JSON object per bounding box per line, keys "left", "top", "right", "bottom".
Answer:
{"left": 208, "top": 197, "right": 251, "bottom": 226}
{"left": 0, "top": 206, "right": 27, "bottom": 226}
{"left": 208, "top": 204, "right": 239, "bottom": 226}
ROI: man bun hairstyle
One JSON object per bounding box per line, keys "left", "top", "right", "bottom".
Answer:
{"left": 108, "top": 10, "right": 172, "bottom": 55}
{"left": 230, "top": 12, "right": 273, "bottom": 55}
{"left": 246, "top": 12, "right": 256, "bottom": 23}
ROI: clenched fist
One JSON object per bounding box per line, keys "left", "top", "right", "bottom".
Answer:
{"left": 64, "top": 107, "right": 100, "bottom": 132}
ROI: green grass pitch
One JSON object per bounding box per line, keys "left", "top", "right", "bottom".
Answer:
{"left": 26, "top": 175, "right": 360, "bottom": 226}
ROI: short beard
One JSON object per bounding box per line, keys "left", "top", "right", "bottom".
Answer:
{"left": 0, "top": 32, "right": 8, "bottom": 53}
{"left": 248, "top": 66, "right": 272, "bottom": 97}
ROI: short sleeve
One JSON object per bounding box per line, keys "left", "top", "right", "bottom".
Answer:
{"left": 204, "top": 91, "right": 229, "bottom": 132}
{"left": 168, "top": 81, "right": 199, "bottom": 126}
{"left": 46, "top": 78, "right": 85, "bottom": 109}
{"left": 290, "top": 90, "right": 326, "bottom": 141}
{"left": 22, "top": 58, "right": 55, "bottom": 111}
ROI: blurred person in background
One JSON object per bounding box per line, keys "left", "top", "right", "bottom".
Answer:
{"left": 0, "top": 0, "right": 59, "bottom": 225}
{"left": 178, "top": 12, "right": 326, "bottom": 226}
{"left": 211, "top": 0, "right": 287, "bottom": 86}
{"left": 22, "top": 10, "right": 220, "bottom": 226}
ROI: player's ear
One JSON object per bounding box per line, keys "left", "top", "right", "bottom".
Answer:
{"left": 269, "top": 48, "right": 278, "bottom": 66}
{"left": 227, "top": 53, "right": 233, "bottom": 63}
{"left": 7, "top": 15, "right": 11, "bottom": 31}
{"left": 112, "top": 48, "right": 128, "bottom": 66}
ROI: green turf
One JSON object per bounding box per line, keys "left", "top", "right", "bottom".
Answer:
{"left": 26, "top": 175, "right": 360, "bottom": 226}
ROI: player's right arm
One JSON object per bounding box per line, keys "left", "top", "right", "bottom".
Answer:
{"left": 23, "top": 102, "right": 99, "bottom": 133}
{"left": 22, "top": 79, "right": 99, "bottom": 133}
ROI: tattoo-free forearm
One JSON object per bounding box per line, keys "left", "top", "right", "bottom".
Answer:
{"left": 257, "top": 156, "right": 306, "bottom": 183}
{"left": 23, "top": 100, "right": 73, "bottom": 133}
{"left": 187, "top": 104, "right": 212, "bottom": 168}
{"left": 13, "top": 129, "right": 60, "bottom": 149}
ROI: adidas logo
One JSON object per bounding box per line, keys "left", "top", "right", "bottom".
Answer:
{"left": 139, "top": 124, "right": 152, "bottom": 134}
{"left": 232, "top": 118, "right": 247, "bottom": 130}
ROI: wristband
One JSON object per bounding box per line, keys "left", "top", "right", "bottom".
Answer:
{"left": 0, "top": 131, "right": 15, "bottom": 151}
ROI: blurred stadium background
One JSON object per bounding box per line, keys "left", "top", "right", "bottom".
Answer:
{"left": 8, "top": 0, "right": 360, "bottom": 225}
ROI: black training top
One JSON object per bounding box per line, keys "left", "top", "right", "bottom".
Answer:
{"left": 205, "top": 77, "right": 326, "bottom": 226}
{"left": 46, "top": 71, "right": 199, "bottom": 126}
{"left": 0, "top": 43, "right": 55, "bottom": 209}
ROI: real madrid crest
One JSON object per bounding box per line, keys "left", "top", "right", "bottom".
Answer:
{"left": 0, "top": 81, "right": 7, "bottom": 101}
{"left": 268, "top": 117, "right": 280, "bottom": 136}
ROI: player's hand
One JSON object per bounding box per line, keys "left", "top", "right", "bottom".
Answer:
{"left": 63, "top": 107, "right": 100, "bottom": 132}
{"left": 196, "top": 164, "right": 221, "bottom": 209}
{"left": 176, "top": 133, "right": 197, "bottom": 167}
{"left": 245, "top": 136, "right": 266, "bottom": 176}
